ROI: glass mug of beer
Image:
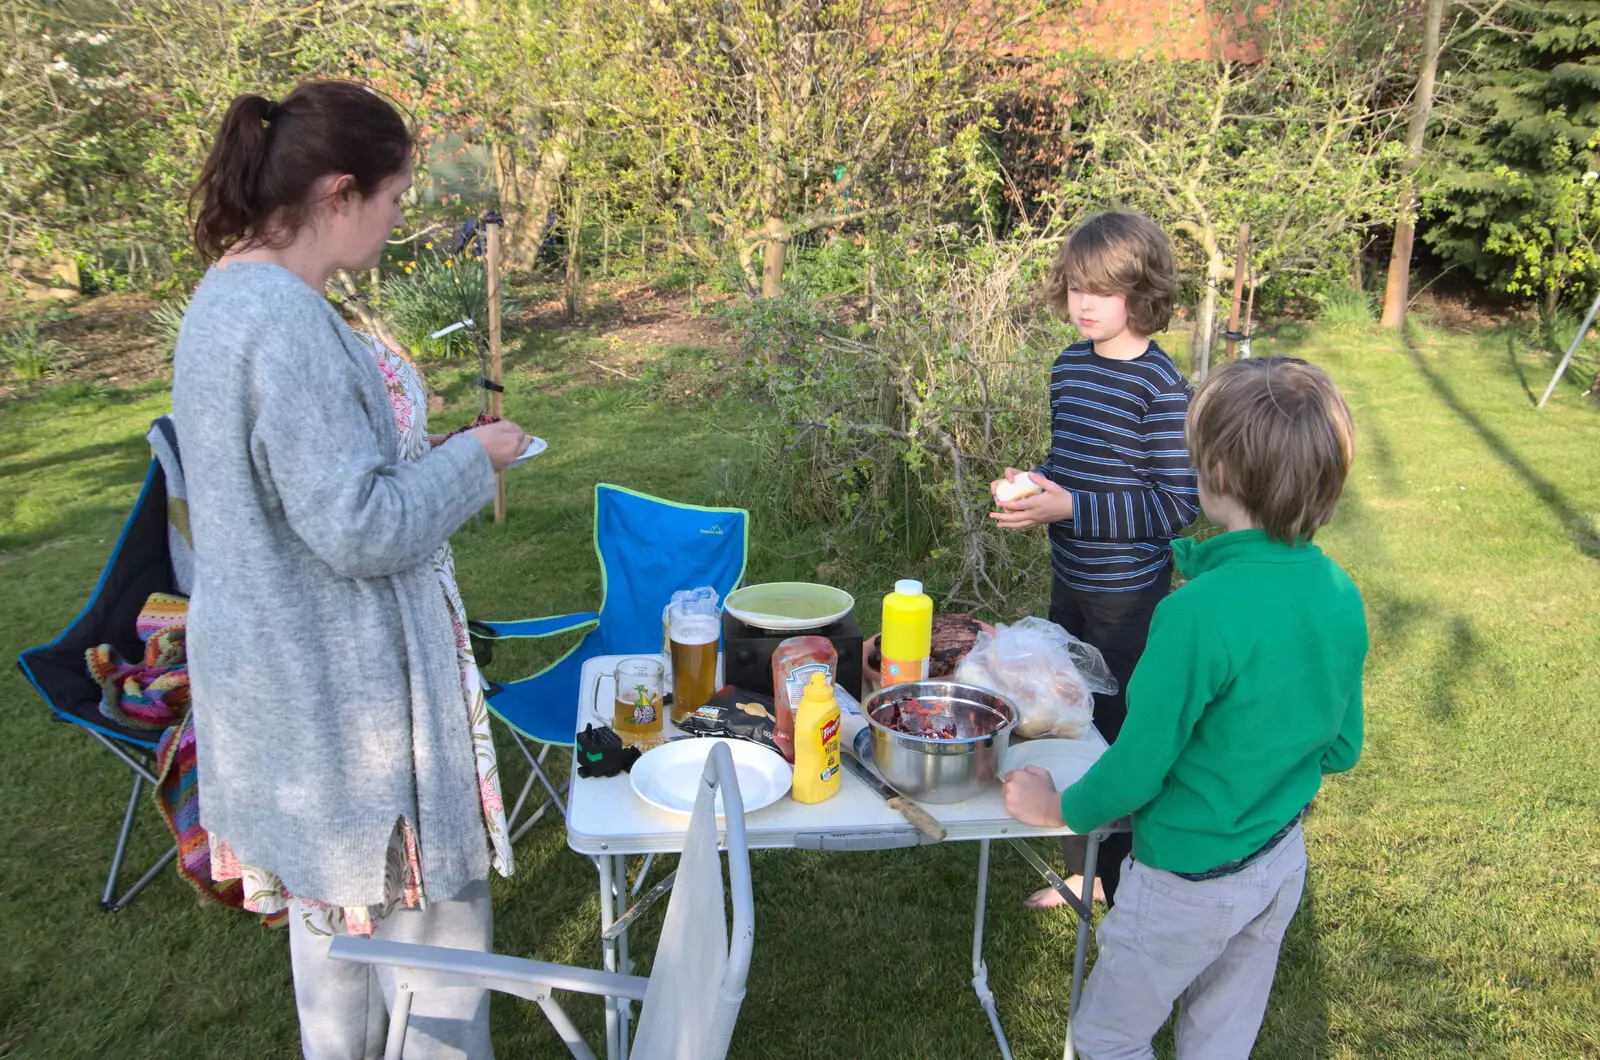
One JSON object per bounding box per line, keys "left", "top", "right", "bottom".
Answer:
{"left": 668, "top": 605, "right": 720, "bottom": 723}
{"left": 612, "top": 657, "right": 664, "bottom": 748}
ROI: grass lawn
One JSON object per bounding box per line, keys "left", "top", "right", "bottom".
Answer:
{"left": 1, "top": 315, "right": 1597, "bottom": 1058}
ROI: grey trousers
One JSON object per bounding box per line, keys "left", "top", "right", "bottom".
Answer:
{"left": 1072, "top": 826, "right": 1308, "bottom": 1060}
{"left": 289, "top": 879, "right": 495, "bottom": 1060}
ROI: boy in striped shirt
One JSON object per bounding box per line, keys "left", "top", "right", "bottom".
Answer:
{"left": 991, "top": 211, "right": 1200, "bottom": 907}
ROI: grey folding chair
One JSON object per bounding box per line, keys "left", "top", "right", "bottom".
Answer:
{"left": 331, "top": 741, "right": 755, "bottom": 1060}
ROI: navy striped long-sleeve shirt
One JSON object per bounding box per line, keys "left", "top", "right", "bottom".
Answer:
{"left": 1035, "top": 340, "right": 1200, "bottom": 592}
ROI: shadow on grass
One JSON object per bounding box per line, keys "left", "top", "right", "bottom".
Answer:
{"left": 1363, "top": 585, "right": 1493, "bottom": 723}
{"left": 1250, "top": 322, "right": 1316, "bottom": 357}
{"left": 0, "top": 448, "right": 152, "bottom": 556}
{"left": 1505, "top": 333, "right": 1537, "bottom": 407}
{"left": 0, "top": 384, "right": 160, "bottom": 455}
{"left": 0, "top": 438, "right": 149, "bottom": 481}
{"left": 1402, "top": 327, "right": 1600, "bottom": 564}
{"left": 1336, "top": 374, "right": 1405, "bottom": 497}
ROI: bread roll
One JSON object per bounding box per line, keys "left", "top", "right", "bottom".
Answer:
{"left": 993, "top": 472, "right": 1044, "bottom": 504}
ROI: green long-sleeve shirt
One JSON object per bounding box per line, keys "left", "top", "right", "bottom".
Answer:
{"left": 1059, "top": 528, "right": 1368, "bottom": 873}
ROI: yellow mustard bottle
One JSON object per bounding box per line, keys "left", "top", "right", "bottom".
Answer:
{"left": 792, "top": 671, "right": 842, "bottom": 804}
{"left": 880, "top": 579, "right": 933, "bottom": 687}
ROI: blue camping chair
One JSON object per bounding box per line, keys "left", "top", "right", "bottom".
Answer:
{"left": 16, "top": 419, "right": 185, "bottom": 910}
{"left": 475, "top": 483, "right": 747, "bottom": 843}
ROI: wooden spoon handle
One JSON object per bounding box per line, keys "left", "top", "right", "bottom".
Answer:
{"left": 888, "top": 796, "right": 947, "bottom": 842}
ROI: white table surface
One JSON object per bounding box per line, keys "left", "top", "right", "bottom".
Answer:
{"left": 567, "top": 653, "right": 1107, "bottom": 856}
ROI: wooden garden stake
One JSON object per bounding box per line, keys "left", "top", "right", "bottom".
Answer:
{"left": 487, "top": 219, "right": 506, "bottom": 522}
{"left": 1225, "top": 223, "right": 1250, "bottom": 359}
{"left": 565, "top": 186, "right": 584, "bottom": 321}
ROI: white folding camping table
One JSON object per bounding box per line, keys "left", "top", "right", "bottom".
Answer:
{"left": 568, "top": 654, "right": 1125, "bottom": 1060}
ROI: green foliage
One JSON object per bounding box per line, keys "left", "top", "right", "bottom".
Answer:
{"left": 1426, "top": 0, "right": 1600, "bottom": 319}
{"left": 381, "top": 250, "right": 517, "bottom": 360}
{"left": 148, "top": 297, "right": 188, "bottom": 362}
{"left": 3, "top": 1, "right": 438, "bottom": 289}
{"left": 1479, "top": 141, "right": 1600, "bottom": 338}
{"left": 582, "top": 0, "right": 1018, "bottom": 294}
{"left": 1052, "top": 0, "right": 1408, "bottom": 308}
{"left": 783, "top": 237, "right": 868, "bottom": 298}
{"left": 34, "top": 378, "right": 113, "bottom": 407}
{"left": 728, "top": 231, "right": 1061, "bottom": 609}
{"left": 1, "top": 324, "right": 65, "bottom": 380}
{"left": 1317, "top": 285, "right": 1378, "bottom": 330}
{"left": 566, "top": 382, "right": 650, "bottom": 415}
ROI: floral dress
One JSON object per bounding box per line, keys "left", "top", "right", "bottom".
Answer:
{"left": 210, "top": 330, "right": 514, "bottom": 936}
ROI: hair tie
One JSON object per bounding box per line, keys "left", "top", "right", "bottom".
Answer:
{"left": 262, "top": 99, "right": 281, "bottom": 123}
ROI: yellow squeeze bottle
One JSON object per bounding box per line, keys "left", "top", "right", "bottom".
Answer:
{"left": 792, "top": 671, "right": 842, "bottom": 804}
{"left": 880, "top": 579, "right": 933, "bottom": 687}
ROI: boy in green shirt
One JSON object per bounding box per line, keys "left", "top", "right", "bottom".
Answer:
{"left": 1004, "top": 357, "right": 1368, "bottom": 1059}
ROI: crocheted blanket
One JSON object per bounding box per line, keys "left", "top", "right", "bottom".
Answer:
{"left": 155, "top": 714, "right": 245, "bottom": 911}
{"left": 85, "top": 593, "right": 256, "bottom": 914}
{"left": 86, "top": 593, "right": 190, "bottom": 731}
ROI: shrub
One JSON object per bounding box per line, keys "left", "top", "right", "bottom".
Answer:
{"left": 1316, "top": 285, "right": 1375, "bottom": 331}
{"left": 382, "top": 250, "right": 519, "bottom": 360}
{"left": 149, "top": 297, "right": 188, "bottom": 361}
{"left": 786, "top": 236, "right": 867, "bottom": 298}
{"left": 1, "top": 324, "right": 66, "bottom": 381}
{"left": 726, "top": 232, "right": 1062, "bottom": 613}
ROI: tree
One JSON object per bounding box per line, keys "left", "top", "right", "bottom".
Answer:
{"left": 595, "top": 0, "right": 1017, "bottom": 299}
{"left": 1057, "top": 0, "right": 1409, "bottom": 375}
{"left": 0, "top": 7, "right": 82, "bottom": 286}
{"left": 424, "top": 0, "right": 592, "bottom": 271}
{"left": 1425, "top": 0, "right": 1600, "bottom": 331}
{"left": 1381, "top": 0, "right": 1448, "bottom": 329}
{"left": 1482, "top": 141, "right": 1600, "bottom": 321}
{"left": 3, "top": 0, "right": 432, "bottom": 288}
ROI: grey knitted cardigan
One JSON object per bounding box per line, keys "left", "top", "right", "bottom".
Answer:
{"left": 172, "top": 262, "right": 495, "bottom": 906}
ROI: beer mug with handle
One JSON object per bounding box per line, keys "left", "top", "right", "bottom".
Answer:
{"left": 613, "top": 657, "right": 665, "bottom": 748}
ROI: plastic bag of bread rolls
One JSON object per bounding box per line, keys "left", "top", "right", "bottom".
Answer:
{"left": 954, "top": 617, "right": 1117, "bottom": 738}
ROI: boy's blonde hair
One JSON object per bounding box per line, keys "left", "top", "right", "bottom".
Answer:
{"left": 1187, "top": 357, "right": 1355, "bottom": 544}
{"left": 1044, "top": 211, "right": 1179, "bottom": 335}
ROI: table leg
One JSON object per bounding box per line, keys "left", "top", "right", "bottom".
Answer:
{"left": 1062, "top": 833, "right": 1101, "bottom": 1060}
{"left": 970, "top": 838, "right": 1014, "bottom": 1060}
{"left": 616, "top": 855, "right": 632, "bottom": 1060}
{"left": 598, "top": 854, "right": 619, "bottom": 1060}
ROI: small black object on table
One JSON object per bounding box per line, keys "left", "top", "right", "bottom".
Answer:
{"left": 575, "top": 723, "right": 642, "bottom": 778}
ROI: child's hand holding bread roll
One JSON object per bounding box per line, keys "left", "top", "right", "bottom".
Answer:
{"left": 992, "top": 470, "right": 1044, "bottom": 504}
{"left": 990, "top": 467, "right": 1075, "bottom": 530}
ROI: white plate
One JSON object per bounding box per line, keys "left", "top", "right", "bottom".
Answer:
{"left": 508, "top": 436, "right": 547, "bottom": 468}
{"left": 630, "top": 737, "right": 792, "bottom": 817}
{"left": 724, "top": 582, "right": 855, "bottom": 632}
{"left": 1003, "top": 738, "right": 1101, "bottom": 790}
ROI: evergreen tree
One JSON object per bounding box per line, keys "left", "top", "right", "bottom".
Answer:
{"left": 1425, "top": 1, "right": 1600, "bottom": 324}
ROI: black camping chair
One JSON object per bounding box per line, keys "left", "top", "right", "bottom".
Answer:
{"left": 16, "top": 422, "right": 182, "bottom": 911}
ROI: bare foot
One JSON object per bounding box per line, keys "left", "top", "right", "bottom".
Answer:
{"left": 1024, "top": 875, "right": 1106, "bottom": 910}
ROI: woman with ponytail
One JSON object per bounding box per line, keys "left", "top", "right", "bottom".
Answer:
{"left": 173, "top": 80, "right": 523, "bottom": 1058}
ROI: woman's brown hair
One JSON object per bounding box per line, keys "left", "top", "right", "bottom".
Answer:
{"left": 1187, "top": 357, "right": 1356, "bottom": 544}
{"left": 190, "top": 80, "right": 413, "bottom": 262}
{"left": 1044, "top": 211, "right": 1180, "bottom": 335}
